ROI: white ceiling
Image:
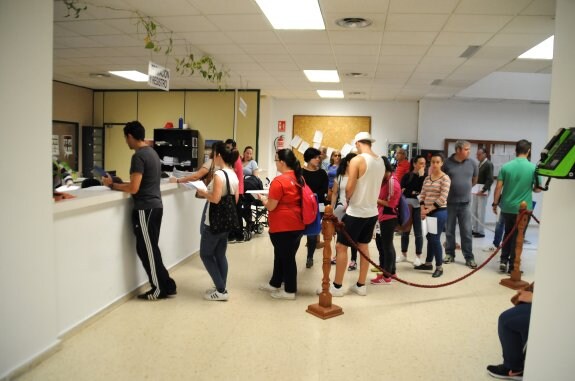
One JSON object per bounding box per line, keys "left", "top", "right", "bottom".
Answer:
{"left": 53, "top": 0, "right": 555, "bottom": 101}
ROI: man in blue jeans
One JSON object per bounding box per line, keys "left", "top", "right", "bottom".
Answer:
{"left": 442, "top": 140, "right": 479, "bottom": 268}
{"left": 492, "top": 140, "right": 540, "bottom": 273}
{"left": 487, "top": 283, "right": 533, "bottom": 380}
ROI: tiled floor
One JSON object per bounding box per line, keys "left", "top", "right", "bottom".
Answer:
{"left": 16, "top": 225, "right": 538, "bottom": 381}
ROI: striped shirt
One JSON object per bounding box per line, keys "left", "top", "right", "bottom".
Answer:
{"left": 419, "top": 174, "right": 451, "bottom": 210}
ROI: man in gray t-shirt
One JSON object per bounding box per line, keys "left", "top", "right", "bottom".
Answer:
{"left": 103, "top": 121, "right": 176, "bottom": 300}
{"left": 442, "top": 140, "right": 479, "bottom": 268}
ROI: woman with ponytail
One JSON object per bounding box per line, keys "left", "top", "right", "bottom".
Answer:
{"left": 258, "top": 149, "right": 305, "bottom": 300}
{"left": 195, "top": 141, "right": 240, "bottom": 301}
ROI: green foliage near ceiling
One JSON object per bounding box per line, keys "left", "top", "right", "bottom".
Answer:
{"left": 61, "top": 0, "right": 229, "bottom": 89}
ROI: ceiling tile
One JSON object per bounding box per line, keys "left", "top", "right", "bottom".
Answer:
{"left": 177, "top": 32, "right": 233, "bottom": 45}
{"left": 444, "top": 15, "right": 513, "bottom": 33}
{"left": 381, "top": 31, "right": 438, "bottom": 45}
{"left": 154, "top": 16, "right": 218, "bottom": 32}
{"left": 123, "top": 0, "right": 200, "bottom": 16}
{"left": 455, "top": 0, "right": 531, "bottom": 15}
{"left": 520, "top": 0, "right": 556, "bottom": 16}
{"left": 378, "top": 55, "right": 422, "bottom": 64}
{"left": 434, "top": 31, "right": 493, "bottom": 46}
{"left": 286, "top": 44, "right": 333, "bottom": 55}
{"left": 486, "top": 33, "right": 552, "bottom": 48}
{"left": 207, "top": 14, "right": 272, "bottom": 31}
{"left": 188, "top": 0, "right": 260, "bottom": 14}
{"left": 499, "top": 59, "right": 553, "bottom": 72}
{"left": 500, "top": 15, "right": 555, "bottom": 34}
{"left": 328, "top": 31, "right": 383, "bottom": 45}
{"left": 227, "top": 31, "right": 280, "bottom": 44}
{"left": 386, "top": 14, "right": 450, "bottom": 32}
{"left": 275, "top": 31, "right": 330, "bottom": 44}
{"left": 389, "top": 0, "right": 459, "bottom": 14}
{"left": 380, "top": 45, "right": 429, "bottom": 56}
{"left": 320, "top": 0, "right": 390, "bottom": 13}
{"left": 333, "top": 44, "right": 381, "bottom": 56}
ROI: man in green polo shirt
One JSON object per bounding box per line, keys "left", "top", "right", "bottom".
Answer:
{"left": 492, "top": 140, "right": 541, "bottom": 273}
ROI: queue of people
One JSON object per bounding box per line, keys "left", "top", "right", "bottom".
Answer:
{"left": 91, "top": 122, "right": 534, "bottom": 303}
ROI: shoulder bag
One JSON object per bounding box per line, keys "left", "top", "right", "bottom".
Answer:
{"left": 208, "top": 170, "right": 240, "bottom": 233}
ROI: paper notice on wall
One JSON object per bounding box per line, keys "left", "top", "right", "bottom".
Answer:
{"left": 298, "top": 141, "right": 310, "bottom": 154}
{"left": 341, "top": 143, "right": 353, "bottom": 157}
{"left": 313, "top": 130, "right": 323, "bottom": 143}
{"left": 326, "top": 147, "right": 335, "bottom": 159}
{"left": 313, "top": 142, "right": 320, "bottom": 149}
{"left": 290, "top": 135, "right": 302, "bottom": 148}
{"left": 52, "top": 135, "right": 59, "bottom": 155}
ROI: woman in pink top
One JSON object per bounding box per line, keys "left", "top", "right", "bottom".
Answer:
{"left": 372, "top": 157, "right": 401, "bottom": 285}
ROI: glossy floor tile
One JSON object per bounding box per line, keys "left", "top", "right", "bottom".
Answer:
{"left": 16, "top": 225, "right": 539, "bottom": 381}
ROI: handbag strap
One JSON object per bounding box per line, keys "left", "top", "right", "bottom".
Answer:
{"left": 218, "top": 169, "right": 232, "bottom": 197}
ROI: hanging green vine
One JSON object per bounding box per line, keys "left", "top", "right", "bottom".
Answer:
{"left": 61, "top": 0, "right": 228, "bottom": 89}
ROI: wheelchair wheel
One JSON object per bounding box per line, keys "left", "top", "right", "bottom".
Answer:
{"left": 256, "top": 224, "right": 264, "bottom": 234}
{"left": 243, "top": 229, "right": 252, "bottom": 241}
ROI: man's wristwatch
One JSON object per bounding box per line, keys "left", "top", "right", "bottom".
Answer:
{"left": 492, "top": 202, "right": 498, "bottom": 207}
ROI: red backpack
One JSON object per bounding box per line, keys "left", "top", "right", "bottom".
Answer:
{"left": 300, "top": 180, "right": 318, "bottom": 225}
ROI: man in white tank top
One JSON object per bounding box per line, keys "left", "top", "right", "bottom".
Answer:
{"left": 319, "top": 132, "right": 385, "bottom": 297}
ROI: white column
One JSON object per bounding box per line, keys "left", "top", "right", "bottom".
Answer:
{"left": 0, "top": 0, "right": 59, "bottom": 378}
{"left": 524, "top": 0, "right": 575, "bottom": 379}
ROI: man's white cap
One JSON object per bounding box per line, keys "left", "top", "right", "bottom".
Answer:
{"left": 353, "top": 131, "right": 376, "bottom": 144}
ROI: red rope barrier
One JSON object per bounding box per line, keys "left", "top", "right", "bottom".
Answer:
{"left": 325, "top": 209, "right": 537, "bottom": 289}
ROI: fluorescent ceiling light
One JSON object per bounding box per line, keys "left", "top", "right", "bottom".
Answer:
{"left": 304, "top": 70, "right": 340, "bottom": 83}
{"left": 518, "top": 36, "right": 554, "bottom": 60}
{"left": 255, "top": 0, "right": 325, "bottom": 30}
{"left": 317, "top": 90, "right": 344, "bottom": 98}
{"left": 108, "top": 70, "right": 149, "bottom": 82}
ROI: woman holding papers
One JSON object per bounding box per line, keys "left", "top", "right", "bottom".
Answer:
{"left": 195, "top": 142, "right": 239, "bottom": 301}
{"left": 415, "top": 153, "right": 451, "bottom": 278}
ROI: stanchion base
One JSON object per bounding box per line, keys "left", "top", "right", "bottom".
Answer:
{"left": 500, "top": 277, "right": 529, "bottom": 290}
{"left": 306, "top": 303, "right": 343, "bottom": 320}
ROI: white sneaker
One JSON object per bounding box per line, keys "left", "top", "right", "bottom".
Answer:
{"left": 204, "top": 286, "right": 216, "bottom": 295}
{"left": 413, "top": 257, "right": 422, "bottom": 267}
{"left": 483, "top": 245, "right": 497, "bottom": 252}
{"left": 204, "top": 290, "right": 229, "bottom": 301}
{"left": 396, "top": 255, "right": 407, "bottom": 263}
{"left": 316, "top": 284, "right": 345, "bottom": 297}
{"left": 259, "top": 283, "right": 280, "bottom": 292}
{"left": 270, "top": 289, "right": 296, "bottom": 300}
{"left": 349, "top": 283, "right": 367, "bottom": 296}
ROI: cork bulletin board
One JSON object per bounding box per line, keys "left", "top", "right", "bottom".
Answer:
{"left": 292, "top": 115, "right": 371, "bottom": 163}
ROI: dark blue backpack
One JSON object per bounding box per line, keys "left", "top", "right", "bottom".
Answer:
{"left": 395, "top": 194, "right": 412, "bottom": 232}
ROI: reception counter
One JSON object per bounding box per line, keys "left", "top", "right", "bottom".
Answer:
{"left": 53, "top": 182, "right": 204, "bottom": 336}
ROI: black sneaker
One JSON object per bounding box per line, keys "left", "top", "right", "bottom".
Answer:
{"left": 137, "top": 290, "right": 168, "bottom": 301}
{"left": 414, "top": 263, "right": 433, "bottom": 270}
{"left": 167, "top": 289, "right": 177, "bottom": 296}
{"left": 486, "top": 364, "right": 523, "bottom": 380}
{"left": 499, "top": 262, "right": 507, "bottom": 273}
{"left": 432, "top": 268, "right": 443, "bottom": 278}
{"left": 473, "top": 233, "right": 485, "bottom": 238}
{"left": 306, "top": 258, "right": 313, "bottom": 268}
{"left": 443, "top": 255, "right": 455, "bottom": 264}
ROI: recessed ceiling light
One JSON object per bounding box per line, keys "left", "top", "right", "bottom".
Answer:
{"left": 255, "top": 0, "right": 325, "bottom": 30}
{"left": 344, "top": 72, "right": 368, "bottom": 78}
{"left": 518, "top": 35, "right": 554, "bottom": 60}
{"left": 335, "top": 17, "right": 372, "bottom": 29}
{"left": 348, "top": 91, "right": 366, "bottom": 96}
{"left": 108, "top": 70, "right": 149, "bottom": 82}
{"left": 317, "top": 90, "right": 344, "bottom": 98}
{"left": 304, "top": 70, "right": 340, "bottom": 83}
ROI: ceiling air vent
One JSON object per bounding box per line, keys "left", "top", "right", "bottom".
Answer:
{"left": 459, "top": 45, "right": 481, "bottom": 58}
{"left": 345, "top": 72, "right": 368, "bottom": 78}
{"left": 336, "top": 17, "right": 372, "bottom": 29}
{"left": 431, "top": 79, "right": 443, "bottom": 86}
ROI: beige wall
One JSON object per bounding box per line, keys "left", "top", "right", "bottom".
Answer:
{"left": 53, "top": 85, "right": 260, "bottom": 176}
{"left": 53, "top": 81, "right": 93, "bottom": 126}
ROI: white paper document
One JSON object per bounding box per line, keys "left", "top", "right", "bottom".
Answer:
{"left": 182, "top": 180, "right": 207, "bottom": 191}
{"left": 55, "top": 185, "right": 80, "bottom": 192}
{"left": 290, "top": 135, "right": 302, "bottom": 148}
{"left": 313, "top": 130, "right": 323, "bottom": 143}
{"left": 172, "top": 168, "right": 194, "bottom": 178}
{"left": 341, "top": 143, "right": 353, "bottom": 157}
{"left": 298, "top": 141, "right": 310, "bottom": 154}
{"left": 246, "top": 189, "right": 269, "bottom": 194}
{"left": 471, "top": 184, "right": 484, "bottom": 194}
{"left": 312, "top": 142, "right": 320, "bottom": 149}
{"left": 426, "top": 216, "right": 438, "bottom": 234}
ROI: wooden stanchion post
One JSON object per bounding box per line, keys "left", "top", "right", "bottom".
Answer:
{"left": 500, "top": 201, "right": 530, "bottom": 290}
{"left": 307, "top": 205, "right": 344, "bottom": 319}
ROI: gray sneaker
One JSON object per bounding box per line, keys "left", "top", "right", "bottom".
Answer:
{"left": 443, "top": 255, "right": 455, "bottom": 264}
{"left": 466, "top": 259, "right": 478, "bottom": 269}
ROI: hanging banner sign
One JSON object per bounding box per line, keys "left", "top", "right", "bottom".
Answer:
{"left": 148, "top": 61, "right": 170, "bottom": 91}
